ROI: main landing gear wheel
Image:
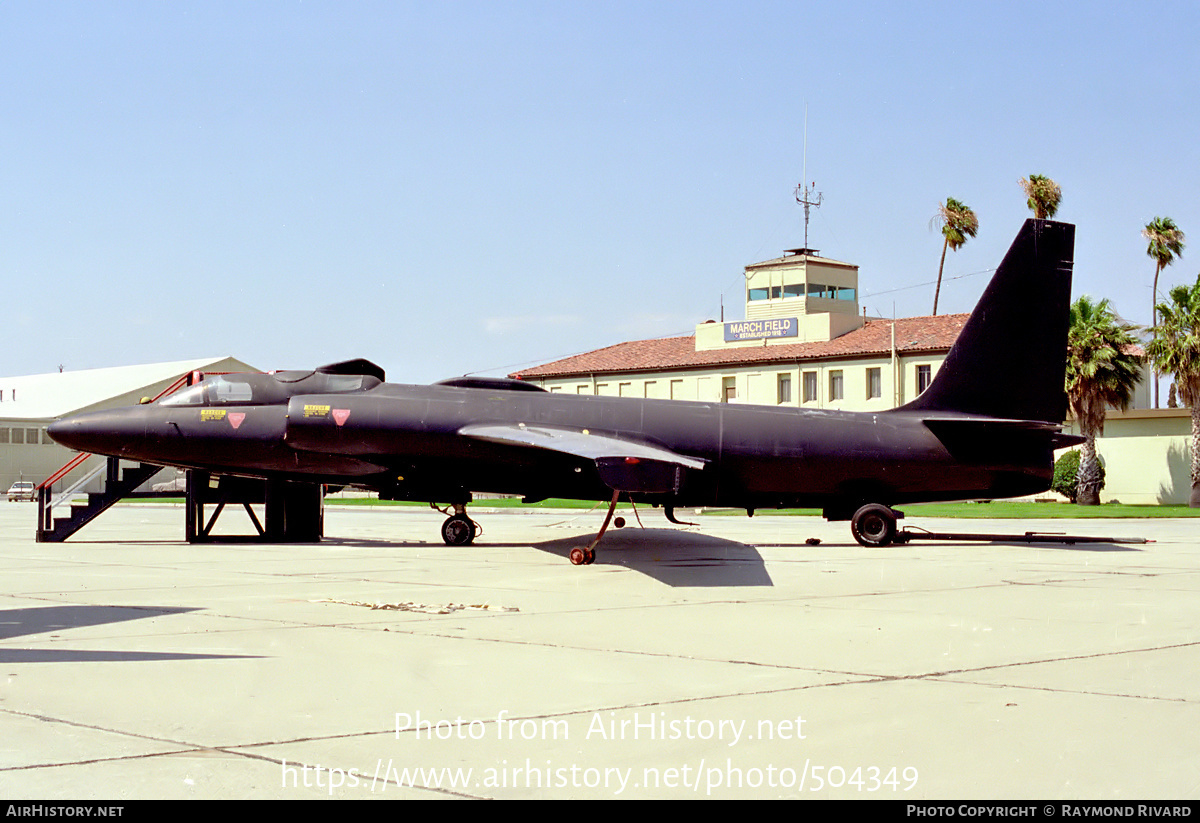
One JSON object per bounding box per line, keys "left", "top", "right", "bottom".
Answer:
{"left": 850, "top": 504, "right": 899, "bottom": 547}
{"left": 441, "top": 514, "right": 477, "bottom": 546}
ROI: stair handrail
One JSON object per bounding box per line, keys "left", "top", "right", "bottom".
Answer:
{"left": 44, "top": 460, "right": 109, "bottom": 513}
{"left": 39, "top": 451, "right": 92, "bottom": 490}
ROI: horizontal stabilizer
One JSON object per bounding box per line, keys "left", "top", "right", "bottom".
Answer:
{"left": 922, "top": 417, "right": 1084, "bottom": 463}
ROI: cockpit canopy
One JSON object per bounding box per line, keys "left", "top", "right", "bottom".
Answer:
{"left": 160, "top": 371, "right": 381, "bottom": 407}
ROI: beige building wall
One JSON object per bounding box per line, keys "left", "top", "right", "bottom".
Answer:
{"left": 1061, "top": 409, "right": 1193, "bottom": 505}
{"left": 0, "top": 427, "right": 89, "bottom": 491}
{"left": 531, "top": 353, "right": 947, "bottom": 411}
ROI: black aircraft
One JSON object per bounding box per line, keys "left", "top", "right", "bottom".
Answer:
{"left": 48, "top": 219, "right": 1082, "bottom": 564}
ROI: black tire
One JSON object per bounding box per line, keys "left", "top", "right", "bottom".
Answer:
{"left": 851, "top": 504, "right": 897, "bottom": 547}
{"left": 442, "top": 515, "right": 476, "bottom": 546}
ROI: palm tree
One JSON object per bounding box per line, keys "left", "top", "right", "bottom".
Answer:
{"left": 1019, "top": 175, "right": 1062, "bottom": 219}
{"left": 1146, "top": 277, "right": 1200, "bottom": 507}
{"left": 1065, "top": 296, "right": 1142, "bottom": 505}
{"left": 931, "top": 197, "right": 978, "bottom": 316}
{"left": 1143, "top": 216, "right": 1185, "bottom": 407}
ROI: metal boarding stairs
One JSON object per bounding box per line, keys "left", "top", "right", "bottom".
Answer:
{"left": 35, "top": 370, "right": 199, "bottom": 543}
{"left": 37, "top": 458, "right": 169, "bottom": 542}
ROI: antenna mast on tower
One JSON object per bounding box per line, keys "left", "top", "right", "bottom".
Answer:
{"left": 793, "top": 106, "right": 822, "bottom": 251}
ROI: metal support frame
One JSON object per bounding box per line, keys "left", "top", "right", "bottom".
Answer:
{"left": 186, "top": 471, "right": 323, "bottom": 543}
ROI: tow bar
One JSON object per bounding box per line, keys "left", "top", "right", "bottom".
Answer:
{"left": 894, "top": 528, "right": 1150, "bottom": 545}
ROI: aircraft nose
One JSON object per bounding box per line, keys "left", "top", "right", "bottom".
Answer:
{"left": 46, "top": 416, "right": 88, "bottom": 451}
{"left": 47, "top": 410, "right": 147, "bottom": 456}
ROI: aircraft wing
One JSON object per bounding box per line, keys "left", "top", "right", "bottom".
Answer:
{"left": 459, "top": 423, "right": 706, "bottom": 494}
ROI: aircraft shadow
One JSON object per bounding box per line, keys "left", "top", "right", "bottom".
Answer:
{"left": 0, "top": 605, "right": 257, "bottom": 664}
{"left": 532, "top": 528, "right": 774, "bottom": 587}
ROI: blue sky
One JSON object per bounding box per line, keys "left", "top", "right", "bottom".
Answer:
{"left": 3, "top": 1, "right": 1198, "bottom": 384}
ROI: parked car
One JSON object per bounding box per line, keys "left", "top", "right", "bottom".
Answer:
{"left": 7, "top": 481, "right": 36, "bottom": 502}
{"left": 151, "top": 473, "right": 187, "bottom": 493}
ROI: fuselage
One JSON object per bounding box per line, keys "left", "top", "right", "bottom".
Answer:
{"left": 47, "top": 370, "right": 1054, "bottom": 513}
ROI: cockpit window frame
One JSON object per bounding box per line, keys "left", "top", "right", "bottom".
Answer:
{"left": 158, "top": 372, "right": 379, "bottom": 407}
{"left": 159, "top": 375, "right": 287, "bottom": 407}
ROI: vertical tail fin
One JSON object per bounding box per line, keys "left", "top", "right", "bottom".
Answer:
{"left": 900, "top": 219, "right": 1075, "bottom": 422}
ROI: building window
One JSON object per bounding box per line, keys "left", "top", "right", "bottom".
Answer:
{"left": 670, "top": 380, "right": 684, "bottom": 400}
{"left": 829, "top": 370, "right": 844, "bottom": 401}
{"left": 777, "top": 374, "right": 792, "bottom": 404}
{"left": 722, "top": 377, "right": 737, "bottom": 403}
{"left": 804, "top": 284, "right": 856, "bottom": 301}
{"left": 802, "top": 371, "right": 818, "bottom": 403}
{"left": 867, "top": 368, "right": 882, "bottom": 399}
{"left": 916, "top": 365, "right": 932, "bottom": 395}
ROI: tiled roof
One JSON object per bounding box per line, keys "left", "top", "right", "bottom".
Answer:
{"left": 511, "top": 314, "right": 969, "bottom": 379}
